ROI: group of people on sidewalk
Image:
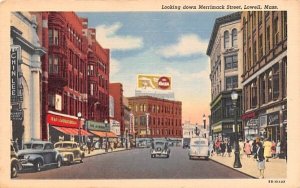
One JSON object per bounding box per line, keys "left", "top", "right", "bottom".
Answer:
{"left": 210, "top": 137, "right": 287, "bottom": 179}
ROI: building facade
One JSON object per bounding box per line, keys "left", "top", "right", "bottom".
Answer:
{"left": 128, "top": 96, "right": 182, "bottom": 138}
{"left": 109, "top": 83, "right": 125, "bottom": 139}
{"left": 207, "top": 12, "right": 243, "bottom": 141}
{"left": 241, "top": 11, "right": 287, "bottom": 142}
{"left": 10, "top": 12, "right": 46, "bottom": 147}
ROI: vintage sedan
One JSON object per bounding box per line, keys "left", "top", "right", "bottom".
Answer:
{"left": 54, "top": 141, "right": 84, "bottom": 165}
{"left": 11, "top": 143, "right": 22, "bottom": 178}
{"left": 188, "top": 137, "right": 209, "bottom": 160}
{"left": 17, "top": 141, "right": 62, "bottom": 172}
{"left": 150, "top": 140, "right": 170, "bottom": 158}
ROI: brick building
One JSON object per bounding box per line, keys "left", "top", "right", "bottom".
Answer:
{"left": 128, "top": 96, "right": 182, "bottom": 138}
{"left": 241, "top": 11, "right": 287, "bottom": 142}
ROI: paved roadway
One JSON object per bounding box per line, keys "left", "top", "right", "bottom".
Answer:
{"left": 17, "top": 147, "right": 252, "bottom": 179}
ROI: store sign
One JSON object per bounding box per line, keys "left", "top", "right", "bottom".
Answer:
{"left": 267, "top": 112, "right": 279, "bottom": 126}
{"left": 86, "top": 120, "right": 109, "bottom": 131}
{"left": 246, "top": 118, "right": 258, "bottom": 127}
{"left": 47, "top": 114, "right": 78, "bottom": 128}
{"left": 213, "top": 124, "right": 222, "bottom": 133}
{"left": 10, "top": 104, "right": 23, "bottom": 121}
{"left": 55, "top": 94, "right": 62, "bottom": 111}
{"left": 137, "top": 74, "right": 172, "bottom": 90}
{"left": 11, "top": 45, "right": 23, "bottom": 103}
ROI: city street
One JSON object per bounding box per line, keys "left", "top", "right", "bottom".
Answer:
{"left": 16, "top": 147, "right": 252, "bottom": 179}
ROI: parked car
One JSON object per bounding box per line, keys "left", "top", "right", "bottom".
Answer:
{"left": 188, "top": 137, "right": 209, "bottom": 160}
{"left": 17, "top": 141, "right": 62, "bottom": 172}
{"left": 150, "top": 140, "right": 170, "bottom": 158}
{"left": 11, "top": 143, "right": 22, "bottom": 178}
{"left": 54, "top": 141, "right": 84, "bottom": 165}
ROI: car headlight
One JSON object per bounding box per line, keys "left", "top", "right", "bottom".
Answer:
{"left": 24, "top": 155, "right": 30, "bottom": 160}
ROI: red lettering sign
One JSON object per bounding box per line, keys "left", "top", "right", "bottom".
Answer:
{"left": 47, "top": 114, "right": 79, "bottom": 128}
{"left": 158, "top": 76, "right": 171, "bottom": 89}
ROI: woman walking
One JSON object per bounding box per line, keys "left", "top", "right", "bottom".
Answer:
{"left": 251, "top": 140, "right": 257, "bottom": 160}
{"left": 220, "top": 141, "right": 226, "bottom": 157}
{"left": 256, "top": 141, "right": 265, "bottom": 179}
{"left": 244, "top": 140, "right": 252, "bottom": 158}
{"left": 275, "top": 140, "right": 281, "bottom": 158}
{"left": 271, "top": 140, "right": 276, "bottom": 158}
{"left": 263, "top": 138, "right": 272, "bottom": 162}
{"left": 226, "top": 141, "right": 232, "bottom": 157}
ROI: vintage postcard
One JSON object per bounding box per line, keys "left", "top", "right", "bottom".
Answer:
{"left": 0, "top": 0, "right": 299, "bottom": 187}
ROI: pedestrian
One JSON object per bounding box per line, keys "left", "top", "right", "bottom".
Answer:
{"left": 220, "top": 141, "right": 226, "bottom": 157}
{"left": 87, "top": 138, "right": 92, "bottom": 154}
{"left": 226, "top": 141, "right": 232, "bottom": 157}
{"left": 239, "top": 139, "right": 244, "bottom": 158}
{"left": 256, "top": 141, "right": 265, "bottom": 179}
{"left": 244, "top": 140, "right": 252, "bottom": 158}
{"left": 271, "top": 140, "right": 276, "bottom": 158}
{"left": 251, "top": 140, "right": 257, "bottom": 160}
{"left": 275, "top": 140, "right": 281, "bottom": 158}
{"left": 215, "top": 139, "right": 221, "bottom": 156}
{"left": 263, "top": 138, "right": 272, "bottom": 162}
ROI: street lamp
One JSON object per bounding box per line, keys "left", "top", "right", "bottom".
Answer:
{"left": 104, "top": 119, "right": 108, "bottom": 152}
{"left": 77, "top": 112, "right": 82, "bottom": 145}
{"left": 125, "top": 129, "right": 128, "bottom": 149}
{"left": 203, "top": 114, "right": 206, "bottom": 138}
{"left": 231, "top": 90, "right": 242, "bottom": 168}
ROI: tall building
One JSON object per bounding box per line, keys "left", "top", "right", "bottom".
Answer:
{"left": 206, "top": 12, "right": 243, "bottom": 141}
{"left": 241, "top": 11, "right": 287, "bottom": 141}
{"left": 10, "top": 12, "right": 46, "bottom": 147}
{"left": 128, "top": 96, "right": 182, "bottom": 138}
{"left": 85, "top": 26, "right": 110, "bottom": 123}
{"left": 109, "top": 83, "right": 125, "bottom": 138}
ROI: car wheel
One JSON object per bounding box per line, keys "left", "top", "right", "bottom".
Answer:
{"left": 166, "top": 154, "right": 169, "bottom": 158}
{"left": 205, "top": 156, "right": 209, "bottom": 160}
{"left": 34, "top": 160, "right": 42, "bottom": 172}
{"left": 80, "top": 157, "right": 83, "bottom": 163}
{"left": 11, "top": 163, "right": 18, "bottom": 178}
{"left": 57, "top": 157, "right": 62, "bottom": 168}
{"left": 189, "top": 155, "right": 192, "bottom": 160}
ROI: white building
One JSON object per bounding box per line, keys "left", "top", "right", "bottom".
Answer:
{"left": 10, "top": 12, "right": 46, "bottom": 146}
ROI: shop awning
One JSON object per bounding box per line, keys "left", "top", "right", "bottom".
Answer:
{"left": 90, "top": 130, "right": 118, "bottom": 138}
{"left": 52, "top": 126, "right": 92, "bottom": 136}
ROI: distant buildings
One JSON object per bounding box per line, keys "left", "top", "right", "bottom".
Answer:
{"left": 128, "top": 96, "right": 182, "bottom": 138}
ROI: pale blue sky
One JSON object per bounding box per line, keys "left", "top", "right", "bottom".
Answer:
{"left": 77, "top": 12, "right": 232, "bottom": 124}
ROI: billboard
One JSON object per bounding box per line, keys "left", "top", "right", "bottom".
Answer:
{"left": 137, "top": 74, "right": 172, "bottom": 90}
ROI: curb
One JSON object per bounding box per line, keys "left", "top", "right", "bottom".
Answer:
{"left": 210, "top": 158, "right": 257, "bottom": 179}
{"left": 84, "top": 148, "right": 131, "bottom": 158}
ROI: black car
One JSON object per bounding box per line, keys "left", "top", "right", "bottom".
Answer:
{"left": 11, "top": 143, "right": 22, "bottom": 178}
{"left": 18, "top": 141, "right": 62, "bottom": 172}
{"left": 182, "top": 142, "right": 190, "bottom": 149}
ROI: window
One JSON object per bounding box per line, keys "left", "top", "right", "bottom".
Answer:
{"left": 48, "top": 93, "right": 55, "bottom": 108}
{"left": 48, "top": 29, "right": 53, "bottom": 45}
{"left": 140, "top": 115, "right": 146, "bottom": 126}
{"left": 54, "top": 30, "right": 59, "bottom": 45}
{"left": 248, "top": 47, "right": 252, "bottom": 67}
{"left": 273, "top": 64, "right": 279, "bottom": 100}
{"left": 283, "top": 12, "right": 287, "bottom": 38}
{"left": 266, "top": 26, "right": 271, "bottom": 53}
{"left": 268, "top": 71, "right": 273, "bottom": 102}
{"left": 224, "top": 31, "right": 230, "bottom": 49}
{"left": 282, "top": 57, "right": 287, "bottom": 98}
{"left": 225, "top": 99, "right": 234, "bottom": 118}
{"left": 251, "top": 82, "right": 257, "bottom": 108}
{"left": 253, "top": 40, "right": 257, "bottom": 63}
{"left": 232, "top": 29, "right": 237, "bottom": 47}
{"left": 225, "top": 76, "right": 238, "bottom": 90}
{"left": 273, "top": 17, "right": 279, "bottom": 45}
{"left": 90, "top": 83, "right": 94, "bottom": 96}
{"left": 243, "top": 18, "right": 246, "bottom": 44}
{"left": 225, "top": 55, "right": 238, "bottom": 70}
{"left": 88, "top": 65, "right": 94, "bottom": 76}
{"left": 258, "top": 34, "right": 263, "bottom": 59}
{"left": 48, "top": 55, "right": 59, "bottom": 74}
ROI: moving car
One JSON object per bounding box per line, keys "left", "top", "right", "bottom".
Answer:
{"left": 150, "top": 140, "right": 170, "bottom": 158}
{"left": 11, "top": 143, "right": 22, "bottom": 178}
{"left": 188, "top": 137, "right": 209, "bottom": 160}
{"left": 54, "top": 141, "right": 84, "bottom": 165}
{"left": 182, "top": 138, "right": 190, "bottom": 149}
{"left": 17, "top": 141, "right": 62, "bottom": 172}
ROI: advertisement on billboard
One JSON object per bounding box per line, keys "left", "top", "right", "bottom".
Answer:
{"left": 137, "top": 74, "right": 172, "bottom": 90}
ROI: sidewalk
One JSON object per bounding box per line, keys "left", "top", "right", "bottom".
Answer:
{"left": 210, "top": 152, "right": 287, "bottom": 179}
{"left": 84, "top": 147, "right": 129, "bottom": 158}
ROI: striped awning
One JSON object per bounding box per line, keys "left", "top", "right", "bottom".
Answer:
{"left": 52, "top": 126, "right": 92, "bottom": 136}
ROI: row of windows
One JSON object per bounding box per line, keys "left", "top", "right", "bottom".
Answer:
{"left": 244, "top": 59, "right": 287, "bottom": 111}
{"left": 134, "top": 116, "right": 181, "bottom": 127}
{"left": 87, "top": 62, "right": 108, "bottom": 76}
{"left": 224, "top": 28, "right": 238, "bottom": 49}
{"left": 138, "top": 129, "right": 181, "bottom": 136}
{"left": 67, "top": 25, "right": 84, "bottom": 51}
{"left": 130, "top": 103, "right": 181, "bottom": 115}
{"left": 211, "top": 98, "right": 242, "bottom": 124}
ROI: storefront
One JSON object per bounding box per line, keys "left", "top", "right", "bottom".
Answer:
{"left": 86, "top": 120, "right": 117, "bottom": 149}
{"left": 266, "top": 111, "right": 280, "bottom": 142}
{"left": 212, "top": 124, "right": 222, "bottom": 141}
{"left": 47, "top": 111, "right": 91, "bottom": 143}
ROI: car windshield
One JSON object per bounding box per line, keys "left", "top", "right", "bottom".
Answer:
{"left": 23, "top": 144, "right": 32, "bottom": 149}
{"left": 62, "top": 143, "right": 73, "bottom": 148}
{"left": 32, "top": 144, "right": 44, "bottom": 149}
{"left": 155, "top": 142, "right": 165, "bottom": 146}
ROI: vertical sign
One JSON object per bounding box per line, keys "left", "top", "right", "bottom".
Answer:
{"left": 11, "top": 45, "right": 21, "bottom": 103}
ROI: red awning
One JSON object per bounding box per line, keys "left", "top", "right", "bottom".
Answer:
{"left": 90, "top": 130, "right": 118, "bottom": 138}
{"left": 52, "top": 126, "right": 92, "bottom": 136}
